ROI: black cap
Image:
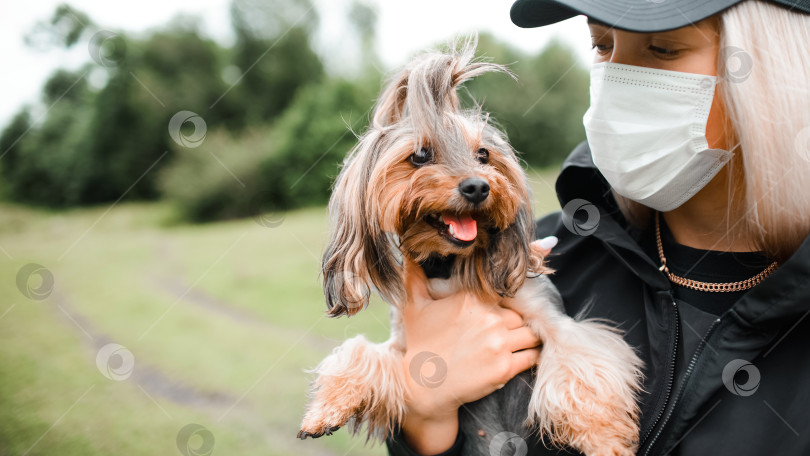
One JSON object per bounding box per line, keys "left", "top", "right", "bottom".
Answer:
{"left": 511, "top": 0, "right": 810, "bottom": 32}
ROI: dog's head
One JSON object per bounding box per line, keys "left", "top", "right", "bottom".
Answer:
{"left": 323, "top": 36, "right": 547, "bottom": 317}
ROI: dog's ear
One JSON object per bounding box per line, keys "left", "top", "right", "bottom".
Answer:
{"left": 482, "top": 134, "right": 555, "bottom": 295}
{"left": 486, "top": 203, "right": 551, "bottom": 298}
{"left": 487, "top": 205, "right": 531, "bottom": 296}
{"left": 371, "top": 68, "right": 410, "bottom": 129}
{"left": 322, "top": 131, "right": 402, "bottom": 317}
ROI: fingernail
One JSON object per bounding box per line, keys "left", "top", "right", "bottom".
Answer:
{"left": 538, "top": 236, "right": 558, "bottom": 250}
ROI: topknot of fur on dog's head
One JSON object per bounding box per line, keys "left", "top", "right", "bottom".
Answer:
{"left": 371, "top": 35, "right": 514, "bottom": 132}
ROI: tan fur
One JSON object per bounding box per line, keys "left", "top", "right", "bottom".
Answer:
{"left": 504, "top": 278, "right": 643, "bottom": 456}
{"left": 299, "top": 35, "right": 644, "bottom": 455}
{"left": 299, "top": 336, "right": 408, "bottom": 442}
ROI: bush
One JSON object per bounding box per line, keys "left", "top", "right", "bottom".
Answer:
{"left": 157, "top": 76, "right": 378, "bottom": 222}
{"left": 0, "top": 70, "right": 97, "bottom": 206}
{"left": 157, "top": 126, "right": 277, "bottom": 222}
{"left": 1, "top": 5, "right": 327, "bottom": 209}
{"left": 257, "top": 77, "right": 377, "bottom": 210}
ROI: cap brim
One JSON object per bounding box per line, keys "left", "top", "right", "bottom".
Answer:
{"left": 510, "top": 0, "right": 742, "bottom": 32}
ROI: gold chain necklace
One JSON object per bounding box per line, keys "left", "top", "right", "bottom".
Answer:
{"left": 655, "top": 212, "right": 778, "bottom": 292}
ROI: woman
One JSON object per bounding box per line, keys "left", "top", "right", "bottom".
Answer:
{"left": 386, "top": 0, "right": 810, "bottom": 454}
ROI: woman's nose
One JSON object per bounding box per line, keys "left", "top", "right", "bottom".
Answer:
{"left": 610, "top": 55, "right": 645, "bottom": 67}
{"left": 609, "top": 46, "right": 644, "bottom": 67}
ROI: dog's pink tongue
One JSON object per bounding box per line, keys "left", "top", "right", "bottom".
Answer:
{"left": 442, "top": 213, "right": 477, "bottom": 241}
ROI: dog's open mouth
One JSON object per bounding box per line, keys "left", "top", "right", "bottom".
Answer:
{"left": 425, "top": 212, "right": 478, "bottom": 247}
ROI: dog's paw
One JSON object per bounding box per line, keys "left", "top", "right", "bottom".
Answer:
{"left": 297, "top": 425, "right": 342, "bottom": 440}
{"left": 298, "top": 373, "right": 361, "bottom": 440}
{"left": 298, "top": 336, "right": 407, "bottom": 443}
{"left": 528, "top": 371, "right": 640, "bottom": 456}
{"left": 526, "top": 319, "right": 643, "bottom": 456}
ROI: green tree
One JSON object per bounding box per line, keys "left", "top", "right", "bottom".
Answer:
{"left": 0, "top": 69, "right": 96, "bottom": 206}
{"left": 77, "top": 20, "right": 234, "bottom": 203}
{"left": 228, "top": 0, "right": 324, "bottom": 123}
{"left": 158, "top": 126, "right": 278, "bottom": 222}
{"left": 0, "top": 109, "right": 33, "bottom": 200}
{"left": 259, "top": 78, "right": 376, "bottom": 210}
{"left": 24, "top": 3, "right": 92, "bottom": 50}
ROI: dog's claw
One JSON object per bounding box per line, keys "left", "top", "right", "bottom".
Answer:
{"left": 297, "top": 425, "right": 341, "bottom": 440}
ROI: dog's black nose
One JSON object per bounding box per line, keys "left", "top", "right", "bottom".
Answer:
{"left": 458, "top": 178, "right": 490, "bottom": 204}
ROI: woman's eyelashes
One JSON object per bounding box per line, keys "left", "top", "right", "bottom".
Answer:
{"left": 589, "top": 41, "right": 682, "bottom": 59}
{"left": 590, "top": 32, "right": 612, "bottom": 56}
{"left": 649, "top": 44, "right": 681, "bottom": 58}
{"left": 591, "top": 42, "right": 612, "bottom": 56}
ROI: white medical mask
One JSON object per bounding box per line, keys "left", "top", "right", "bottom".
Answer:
{"left": 582, "top": 62, "right": 732, "bottom": 212}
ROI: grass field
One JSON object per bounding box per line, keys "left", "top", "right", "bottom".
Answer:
{"left": 0, "top": 167, "right": 560, "bottom": 456}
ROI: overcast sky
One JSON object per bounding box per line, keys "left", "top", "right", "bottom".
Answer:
{"left": 1, "top": 0, "right": 592, "bottom": 128}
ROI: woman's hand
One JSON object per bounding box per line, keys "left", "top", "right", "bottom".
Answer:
{"left": 397, "top": 237, "right": 556, "bottom": 454}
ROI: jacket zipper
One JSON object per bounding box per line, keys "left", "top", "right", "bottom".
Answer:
{"left": 642, "top": 316, "right": 723, "bottom": 456}
{"left": 638, "top": 300, "right": 680, "bottom": 447}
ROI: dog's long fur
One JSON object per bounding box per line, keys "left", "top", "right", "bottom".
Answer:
{"left": 298, "top": 36, "right": 644, "bottom": 456}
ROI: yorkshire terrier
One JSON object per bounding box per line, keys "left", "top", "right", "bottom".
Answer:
{"left": 297, "top": 37, "right": 644, "bottom": 456}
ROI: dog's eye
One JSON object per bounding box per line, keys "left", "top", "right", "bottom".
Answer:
{"left": 409, "top": 147, "right": 434, "bottom": 167}
{"left": 476, "top": 148, "right": 489, "bottom": 164}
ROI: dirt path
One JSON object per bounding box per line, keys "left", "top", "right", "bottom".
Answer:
{"left": 150, "top": 275, "right": 335, "bottom": 353}
{"left": 51, "top": 289, "right": 235, "bottom": 408}
{"left": 49, "top": 288, "right": 349, "bottom": 455}
{"left": 151, "top": 237, "right": 336, "bottom": 353}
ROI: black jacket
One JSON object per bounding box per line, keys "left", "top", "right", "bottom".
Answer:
{"left": 387, "top": 141, "right": 810, "bottom": 456}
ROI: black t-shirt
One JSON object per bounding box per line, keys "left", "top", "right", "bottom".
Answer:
{"left": 639, "top": 215, "right": 774, "bottom": 385}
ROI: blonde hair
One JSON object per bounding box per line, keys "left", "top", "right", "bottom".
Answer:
{"left": 615, "top": 0, "right": 810, "bottom": 262}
